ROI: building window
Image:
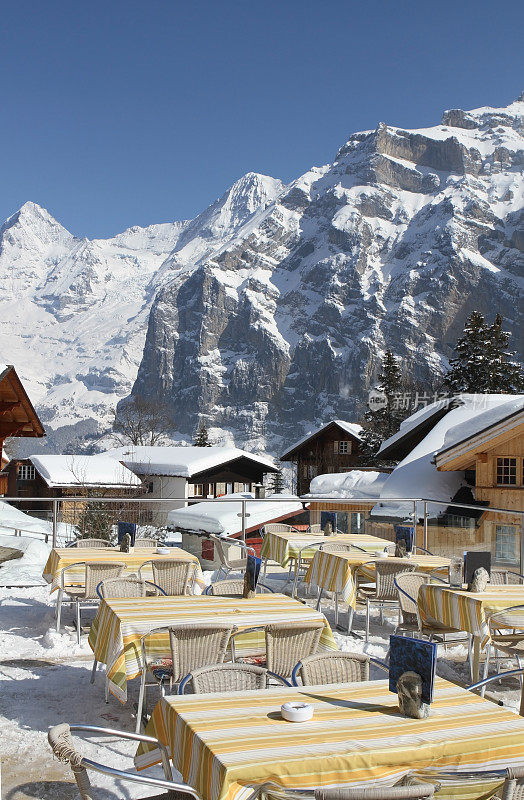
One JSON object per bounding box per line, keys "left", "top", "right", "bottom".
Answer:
{"left": 193, "top": 484, "right": 204, "bottom": 496}
{"left": 495, "top": 524, "right": 519, "bottom": 564}
{"left": 243, "top": 482, "right": 251, "bottom": 492}
{"left": 334, "top": 440, "right": 351, "bottom": 454}
{"left": 17, "top": 464, "right": 35, "bottom": 481}
{"left": 496, "top": 458, "right": 517, "bottom": 485}
{"left": 308, "top": 465, "right": 317, "bottom": 479}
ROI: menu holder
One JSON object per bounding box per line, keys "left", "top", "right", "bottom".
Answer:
{"left": 243, "top": 554, "right": 262, "bottom": 598}
{"left": 464, "top": 551, "right": 491, "bottom": 585}
{"left": 117, "top": 521, "right": 137, "bottom": 546}
{"left": 389, "top": 634, "right": 437, "bottom": 718}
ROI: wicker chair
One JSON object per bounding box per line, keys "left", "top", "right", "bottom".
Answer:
{"left": 56, "top": 561, "right": 125, "bottom": 644}
{"left": 394, "top": 572, "right": 459, "bottom": 640}
{"left": 135, "top": 537, "right": 158, "bottom": 548}
{"left": 355, "top": 558, "right": 418, "bottom": 641}
{"left": 74, "top": 538, "right": 112, "bottom": 548}
{"left": 292, "top": 651, "right": 370, "bottom": 686}
{"left": 308, "top": 524, "right": 324, "bottom": 534}
{"left": 315, "top": 785, "right": 435, "bottom": 800}
{"left": 205, "top": 579, "right": 274, "bottom": 595}
{"left": 138, "top": 559, "right": 196, "bottom": 595}
{"left": 178, "top": 663, "right": 267, "bottom": 693}
{"left": 47, "top": 722, "right": 199, "bottom": 800}
{"left": 484, "top": 605, "right": 524, "bottom": 684}
{"left": 491, "top": 569, "right": 524, "bottom": 585}
{"left": 136, "top": 622, "right": 236, "bottom": 731}
{"left": 209, "top": 535, "right": 248, "bottom": 580}
{"left": 231, "top": 619, "right": 324, "bottom": 684}
{"left": 260, "top": 523, "right": 300, "bottom": 580}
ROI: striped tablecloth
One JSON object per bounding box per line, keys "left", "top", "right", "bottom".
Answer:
{"left": 418, "top": 584, "right": 524, "bottom": 648}
{"left": 42, "top": 546, "right": 204, "bottom": 593}
{"left": 135, "top": 678, "right": 524, "bottom": 800}
{"left": 88, "top": 593, "right": 336, "bottom": 703}
{"left": 260, "top": 532, "right": 393, "bottom": 569}
{"left": 306, "top": 552, "right": 450, "bottom": 607}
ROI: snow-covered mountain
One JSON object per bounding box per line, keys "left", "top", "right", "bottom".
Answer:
{"left": 1, "top": 95, "right": 522, "bottom": 454}
{"left": 0, "top": 174, "right": 282, "bottom": 452}
{"left": 134, "top": 95, "right": 524, "bottom": 450}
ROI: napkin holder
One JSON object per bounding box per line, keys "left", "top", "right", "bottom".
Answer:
{"left": 397, "top": 671, "right": 430, "bottom": 719}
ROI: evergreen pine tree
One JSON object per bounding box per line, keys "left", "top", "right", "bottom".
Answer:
{"left": 269, "top": 460, "right": 286, "bottom": 494}
{"left": 443, "top": 312, "right": 524, "bottom": 393}
{"left": 193, "top": 421, "right": 212, "bottom": 446}
{"left": 359, "top": 349, "right": 404, "bottom": 463}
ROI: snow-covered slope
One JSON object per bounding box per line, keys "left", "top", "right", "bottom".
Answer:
{"left": 0, "top": 174, "right": 282, "bottom": 452}
{"left": 134, "top": 95, "right": 524, "bottom": 450}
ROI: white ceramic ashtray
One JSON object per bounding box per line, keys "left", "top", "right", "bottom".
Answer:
{"left": 281, "top": 702, "right": 314, "bottom": 722}
{"left": 374, "top": 550, "right": 388, "bottom": 558}
{"left": 156, "top": 547, "right": 171, "bottom": 555}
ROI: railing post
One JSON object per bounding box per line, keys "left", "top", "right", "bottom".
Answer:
{"left": 520, "top": 516, "right": 524, "bottom": 578}
{"left": 241, "top": 499, "right": 246, "bottom": 544}
{"left": 423, "top": 501, "right": 428, "bottom": 552}
{"left": 413, "top": 500, "right": 418, "bottom": 552}
{"left": 52, "top": 498, "right": 58, "bottom": 549}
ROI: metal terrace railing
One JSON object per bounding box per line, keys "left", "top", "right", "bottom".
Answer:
{"left": 0, "top": 494, "right": 523, "bottom": 572}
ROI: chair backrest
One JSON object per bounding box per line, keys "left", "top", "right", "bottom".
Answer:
{"left": 84, "top": 562, "right": 126, "bottom": 598}
{"left": 134, "top": 537, "right": 157, "bottom": 548}
{"left": 168, "top": 623, "right": 236, "bottom": 682}
{"left": 212, "top": 537, "right": 247, "bottom": 569}
{"left": 375, "top": 559, "right": 418, "bottom": 601}
{"left": 321, "top": 543, "right": 354, "bottom": 554}
{"left": 265, "top": 620, "right": 324, "bottom": 678}
{"left": 308, "top": 524, "right": 324, "bottom": 534}
{"left": 395, "top": 572, "right": 429, "bottom": 621}
{"left": 48, "top": 723, "right": 94, "bottom": 800}
{"left": 298, "top": 652, "right": 370, "bottom": 685}
{"left": 502, "top": 765, "right": 524, "bottom": 800}
{"left": 98, "top": 576, "right": 148, "bottom": 599}
{"left": 181, "top": 663, "right": 267, "bottom": 693}
{"left": 315, "top": 784, "right": 434, "bottom": 800}
{"left": 75, "top": 538, "right": 111, "bottom": 548}
{"left": 207, "top": 579, "right": 273, "bottom": 596}
{"left": 208, "top": 579, "right": 244, "bottom": 595}
{"left": 491, "top": 570, "right": 524, "bottom": 586}
{"left": 264, "top": 524, "right": 298, "bottom": 534}
{"left": 151, "top": 559, "right": 196, "bottom": 595}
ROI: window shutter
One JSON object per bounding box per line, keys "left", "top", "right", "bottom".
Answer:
{"left": 334, "top": 441, "right": 339, "bottom": 454}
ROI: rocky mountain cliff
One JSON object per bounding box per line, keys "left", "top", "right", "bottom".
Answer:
{"left": 1, "top": 96, "right": 522, "bottom": 454}
{"left": 133, "top": 96, "right": 524, "bottom": 450}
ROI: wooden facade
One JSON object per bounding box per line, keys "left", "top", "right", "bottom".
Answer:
{"left": 281, "top": 421, "right": 362, "bottom": 495}
{"left": 0, "top": 365, "right": 45, "bottom": 495}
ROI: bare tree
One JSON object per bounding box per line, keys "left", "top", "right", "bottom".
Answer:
{"left": 111, "top": 396, "right": 175, "bottom": 447}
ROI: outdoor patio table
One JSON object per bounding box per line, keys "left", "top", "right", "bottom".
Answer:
{"left": 306, "top": 551, "right": 450, "bottom": 606}
{"left": 260, "top": 531, "right": 393, "bottom": 569}
{"left": 418, "top": 583, "right": 524, "bottom": 681}
{"left": 42, "top": 546, "right": 205, "bottom": 593}
{"left": 88, "top": 593, "right": 337, "bottom": 703}
{"left": 134, "top": 677, "right": 524, "bottom": 800}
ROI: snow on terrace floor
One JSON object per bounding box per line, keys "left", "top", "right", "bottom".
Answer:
{"left": 1, "top": 575, "right": 522, "bottom": 798}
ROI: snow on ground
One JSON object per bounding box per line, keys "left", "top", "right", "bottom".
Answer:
{"left": 1, "top": 565, "right": 521, "bottom": 797}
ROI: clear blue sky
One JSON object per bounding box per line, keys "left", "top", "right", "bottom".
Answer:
{"left": 1, "top": 0, "right": 522, "bottom": 238}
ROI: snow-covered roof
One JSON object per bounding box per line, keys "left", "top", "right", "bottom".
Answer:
{"left": 378, "top": 398, "right": 454, "bottom": 456}
{"left": 167, "top": 492, "right": 303, "bottom": 537}
{"left": 104, "top": 446, "right": 276, "bottom": 478}
{"left": 439, "top": 395, "right": 524, "bottom": 454}
{"left": 372, "top": 394, "right": 520, "bottom": 520}
{"left": 281, "top": 420, "right": 363, "bottom": 459}
{"left": 29, "top": 454, "right": 142, "bottom": 488}
{"left": 303, "top": 470, "right": 389, "bottom": 500}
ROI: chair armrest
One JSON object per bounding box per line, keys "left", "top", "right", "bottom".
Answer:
{"left": 60, "top": 563, "right": 86, "bottom": 588}
{"left": 229, "top": 626, "right": 265, "bottom": 662}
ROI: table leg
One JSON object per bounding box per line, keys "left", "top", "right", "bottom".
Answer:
{"left": 471, "top": 636, "right": 481, "bottom": 683}
{"left": 347, "top": 607, "right": 354, "bottom": 634}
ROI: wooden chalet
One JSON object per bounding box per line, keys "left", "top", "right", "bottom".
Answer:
{"left": 0, "top": 365, "right": 45, "bottom": 495}
{"left": 280, "top": 420, "right": 363, "bottom": 495}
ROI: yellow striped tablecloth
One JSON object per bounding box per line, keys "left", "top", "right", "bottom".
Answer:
{"left": 305, "top": 552, "right": 450, "bottom": 607}
{"left": 418, "top": 584, "right": 524, "bottom": 648}
{"left": 135, "top": 677, "right": 524, "bottom": 800}
{"left": 88, "top": 593, "right": 336, "bottom": 703}
{"left": 42, "top": 546, "right": 204, "bottom": 593}
{"left": 260, "top": 532, "right": 393, "bottom": 569}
